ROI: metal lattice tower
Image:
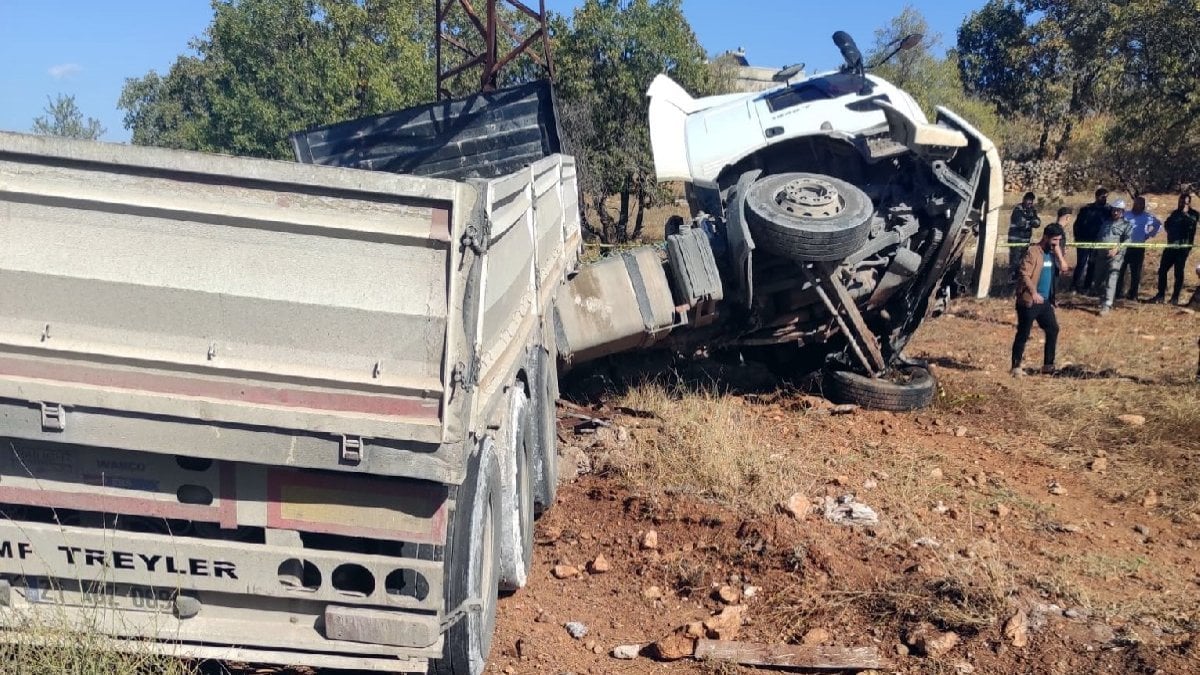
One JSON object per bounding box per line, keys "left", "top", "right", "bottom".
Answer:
{"left": 435, "top": 0, "right": 555, "bottom": 99}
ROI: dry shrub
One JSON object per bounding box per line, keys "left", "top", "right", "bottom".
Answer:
{"left": 602, "top": 380, "right": 819, "bottom": 512}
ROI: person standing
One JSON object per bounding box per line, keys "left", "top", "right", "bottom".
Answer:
{"left": 1073, "top": 188, "right": 1108, "bottom": 293}
{"left": 1012, "top": 224, "right": 1067, "bottom": 377}
{"left": 1150, "top": 192, "right": 1198, "bottom": 304}
{"left": 1116, "top": 195, "right": 1162, "bottom": 301}
{"left": 1098, "top": 199, "right": 1133, "bottom": 316}
{"left": 1008, "top": 192, "right": 1040, "bottom": 284}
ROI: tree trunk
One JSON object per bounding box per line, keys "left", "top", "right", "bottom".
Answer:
{"left": 616, "top": 184, "right": 632, "bottom": 243}
{"left": 1036, "top": 120, "right": 1051, "bottom": 160}
{"left": 632, "top": 184, "right": 647, "bottom": 241}
{"left": 593, "top": 193, "right": 616, "bottom": 244}
{"left": 1053, "top": 120, "right": 1074, "bottom": 160}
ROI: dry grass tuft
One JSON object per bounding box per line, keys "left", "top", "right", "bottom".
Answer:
{"left": 598, "top": 380, "right": 821, "bottom": 513}
{"left": 0, "top": 610, "right": 196, "bottom": 675}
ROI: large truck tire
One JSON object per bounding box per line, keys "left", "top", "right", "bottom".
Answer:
{"left": 430, "top": 439, "right": 502, "bottom": 675}
{"left": 744, "top": 172, "right": 873, "bottom": 262}
{"left": 531, "top": 344, "right": 558, "bottom": 514}
{"left": 498, "top": 387, "right": 535, "bottom": 592}
{"left": 824, "top": 364, "right": 937, "bottom": 411}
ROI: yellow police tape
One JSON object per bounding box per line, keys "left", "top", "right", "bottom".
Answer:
{"left": 1000, "top": 241, "right": 1195, "bottom": 249}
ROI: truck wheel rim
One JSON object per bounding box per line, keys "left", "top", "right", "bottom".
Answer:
{"left": 776, "top": 177, "right": 843, "bottom": 219}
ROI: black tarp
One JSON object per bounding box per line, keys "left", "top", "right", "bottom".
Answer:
{"left": 289, "top": 80, "right": 562, "bottom": 181}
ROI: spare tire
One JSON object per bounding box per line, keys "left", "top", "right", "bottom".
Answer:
{"left": 824, "top": 364, "right": 937, "bottom": 411}
{"left": 744, "top": 172, "right": 873, "bottom": 262}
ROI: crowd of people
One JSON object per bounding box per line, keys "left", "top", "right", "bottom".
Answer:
{"left": 1006, "top": 188, "right": 1199, "bottom": 379}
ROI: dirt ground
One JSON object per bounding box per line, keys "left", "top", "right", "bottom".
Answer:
{"left": 490, "top": 286, "right": 1200, "bottom": 675}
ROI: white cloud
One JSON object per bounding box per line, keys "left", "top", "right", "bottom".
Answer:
{"left": 48, "top": 63, "right": 82, "bottom": 80}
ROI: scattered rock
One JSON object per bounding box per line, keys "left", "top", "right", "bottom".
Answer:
{"left": 954, "top": 426, "right": 968, "bottom": 438}
{"left": 913, "top": 537, "right": 941, "bottom": 548}
{"left": 822, "top": 494, "right": 880, "bottom": 527}
{"left": 906, "top": 622, "right": 960, "bottom": 657}
{"left": 743, "top": 585, "right": 760, "bottom": 599}
{"left": 801, "top": 628, "right": 832, "bottom": 646}
{"left": 1049, "top": 481, "right": 1068, "bottom": 496}
{"left": 534, "top": 610, "right": 553, "bottom": 623}
{"left": 1142, "top": 490, "right": 1159, "bottom": 508}
{"left": 932, "top": 501, "right": 950, "bottom": 515}
{"left": 930, "top": 468, "right": 945, "bottom": 479}
{"left": 683, "top": 622, "right": 706, "bottom": 639}
{"left": 716, "top": 585, "right": 742, "bottom": 605}
{"left": 642, "top": 586, "right": 663, "bottom": 600}
{"left": 862, "top": 478, "right": 878, "bottom": 490}
{"left": 1029, "top": 604, "right": 1062, "bottom": 631}
{"left": 552, "top": 565, "right": 580, "bottom": 579}
{"left": 1090, "top": 457, "right": 1109, "bottom": 473}
{"left": 588, "top": 555, "right": 611, "bottom": 574}
{"left": 955, "top": 663, "right": 976, "bottom": 674}
{"left": 1089, "top": 623, "right": 1116, "bottom": 643}
{"left": 895, "top": 643, "right": 910, "bottom": 657}
{"left": 782, "top": 492, "right": 811, "bottom": 519}
{"left": 1117, "top": 414, "right": 1147, "bottom": 427}
{"left": 557, "top": 445, "right": 591, "bottom": 481}
{"left": 611, "top": 644, "right": 642, "bottom": 660}
{"left": 834, "top": 475, "right": 851, "bottom": 486}
{"left": 1064, "top": 607, "right": 1088, "bottom": 620}
{"left": 592, "top": 644, "right": 605, "bottom": 655}
{"left": 993, "top": 504, "right": 1011, "bottom": 518}
{"left": 503, "top": 666, "right": 515, "bottom": 674}
{"left": 1134, "top": 524, "right": 1152, "bottom": 536}
{"left": 565, "top": 622, "right": 588, "bottom": 639}
{"left": 703, "top": 605, "right": 746, "bottom": 640}
{"left": 830, "top": 404, "right": 859, "bottom": 415}
{"left": 640, "top": 530, "right": 659, "bottom": 550}
{"left": 1004, "top": 610, "right": 1030, "bottom": 648}
{"left": 652, "top": 632, "right": 696, "bottom": 661}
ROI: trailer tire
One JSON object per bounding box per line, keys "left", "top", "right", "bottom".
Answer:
{"left": 498, "top": 388, "right": 535, "bottom": 592}
{"left": 824, "top": 364, "right": 937, "bottom": 411}
{"left": 430, "top": 439, "right": 502, "bottom": 675}
{"left": 531, "top": 347, "right": 558, "bottom": 515}
{"left": 745, "top": 172, "right": 873, "bottom": 262}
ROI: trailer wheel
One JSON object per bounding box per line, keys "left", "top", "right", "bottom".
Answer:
{"left": 824, "top": 364, "right": 937, "bottom": 411}
{"left": 430, "top": 439, "right": 501, "bottom": 675}
{"left": 498, "top": 387, "right": 534, "bottom": 592}
{"left": 744, "top": 172, "right": 873, "bottom": 262}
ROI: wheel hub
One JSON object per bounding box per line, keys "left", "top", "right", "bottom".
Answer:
{"left": 775, "top": 178, "right": 844, "bottom": 218}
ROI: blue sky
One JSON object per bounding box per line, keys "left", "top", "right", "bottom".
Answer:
{"left": 0, "top": 1, "right": 982, "bottom": 142}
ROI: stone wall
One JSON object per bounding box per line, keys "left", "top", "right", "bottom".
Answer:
{"left": 1001, "top": 159, "right": 1095, "bottom": 194}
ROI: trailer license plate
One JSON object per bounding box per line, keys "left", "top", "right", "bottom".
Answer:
{"left": 24, "top": 577, "right": 177, "bottom": 613}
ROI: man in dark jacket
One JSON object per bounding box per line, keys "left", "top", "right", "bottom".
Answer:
{"left": 1008, "top": 192, "right": 1040, "bottom": 290}
{"left": 1150, "top": 192, "right": 1198, "bottom": 304}
{"left": 1073, "top": 188, "right": 1108, "bottom": 293}
{"left": 1011, "top": 223, "right": 1067, "bottom": 377}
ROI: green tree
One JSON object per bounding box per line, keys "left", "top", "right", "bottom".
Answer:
{"left": 958, "top": 0, "right": 1120, "bottom": 159}
{"left": 1101, "top": 0, "right": 1200, "bottom": 191}
{"left": 867, "top": 6, "right": 1003, "bottom": 145}
{"left": 120, "top": 0, "right": 433, "bottom": 159}
{"left": 555, "top": 0, "right": 715, "bottom": 243}
{"left": 31, "top": 94, "right": 106, "bottom": 140}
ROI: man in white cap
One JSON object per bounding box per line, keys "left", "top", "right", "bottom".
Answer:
{"left": 1097, "top": 198, "right": 1133, "bottom": 315}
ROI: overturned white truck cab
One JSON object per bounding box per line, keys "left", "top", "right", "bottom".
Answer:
{"left": 556, "top": 31, "right": 1003, "bottom": 409}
